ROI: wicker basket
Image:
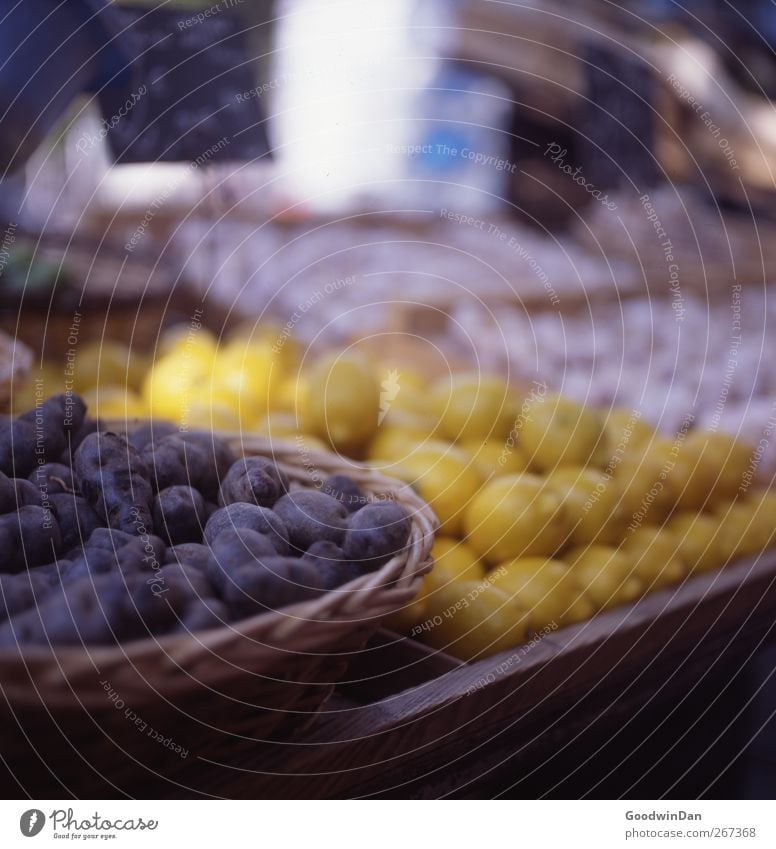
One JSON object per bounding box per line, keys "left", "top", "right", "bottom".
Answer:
{"left": 0, "top": 432, "right": 437, "bottom": 794}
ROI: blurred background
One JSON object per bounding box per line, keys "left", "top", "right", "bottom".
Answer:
{"left": 2, "top": 0, "right": 776, "bottom": 798}
{"left": 4, "top": 0, "right": 776, "bottom": 440}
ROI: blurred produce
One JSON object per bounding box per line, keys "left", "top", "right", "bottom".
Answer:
{"left": 0, "top": 391, "right": 414, "bottom": 647}
{"left": 7, "top": 319, "right": 775, "bottom": 663}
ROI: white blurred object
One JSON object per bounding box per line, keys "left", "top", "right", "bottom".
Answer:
{"left": 271, "top": 0, "right": 510, "bottom": 214}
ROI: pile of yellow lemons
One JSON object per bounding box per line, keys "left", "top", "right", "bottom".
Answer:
{"left": 14, "top": 323, "right": 775, "bottom": 662}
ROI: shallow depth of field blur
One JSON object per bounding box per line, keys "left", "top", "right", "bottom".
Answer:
{"left": 3, "top": 0, "right": 776, "bottom": 799}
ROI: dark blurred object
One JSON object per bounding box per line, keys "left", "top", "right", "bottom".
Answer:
{"left": 506, "top": 110, "right": 591, "bottom": 230}
{"left": 0, "top": 231, "right": 238, "bottom": 358}
{"left": 98, "top": 5, "right": 270, "bottom": 164}
{"left": 0, "top": 0, "right": 128, "bottom": 172}
{"left": 658, "top": 0, "right": 776, "bottom": 99}
{"left": 454, "top": 0, "right": 776, "bottom": 225}
{"left": 577, "top": 43, "right": 659, "bottom": 194}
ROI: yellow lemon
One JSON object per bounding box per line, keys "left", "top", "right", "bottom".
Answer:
{"left": 491, "top": 557, "right": 591, "bottom": 629}
{"left": 380, "top": 381, "right": 436, "bottom": 418}
{"left": 367, "top": 424, "right": 437, "bottom": 463}
{"left": 602, "top": 408, "right": 657, "bottom": 455}
{"left": 427, "top": 536, "right": 485, "bottom": 590}
{"left": 422, "top": 580, "right": 528, "bottom": 660}
{"left": 185, "top": 382, "right": 250, "bottom": 425}
{"left": 158, "top": 324, "right": 218, "bottom": 367}
{"left": 614, "top": 438, "right": 678, "bottom": 522}
{"left": 667, "top": 511, "right": 726, "bottom": 574}
{"left": 82, "top": 386, "right": 147, "bottom": 421}
{"left": 184, "top": 399, "right": 242, "bottom": 432}
{"left": 546, "top": 465, "right": 630, "bottom": 546}
{"left": 227, "top": 322, "right": 302, "bottom": 373}
{"left": 714, "top": 499, "right": 772, "bottom": 561}
{"left": 254, "top": 411, "right": 302, "bottom": 438}
{"left": 378, "top": 402, "right": 437, "bottom": 434}
{"left": 213, "top": 345, "right": 280, "bottom": 417}
{"left": 370, "top": 363, "right": 427, "bottom": 394}
{"left": 566, "top": 545, "right": 642, "bottom": 610}
{"left": 518, "top": 393, "right": 605, "bottom": 471}
{"left": 142, "top": 353, "right": 207, "bottom": 424}
{"left": 462, "top": 437, "right": 529, "bottom": 479}
{"left": 300, "top": 353, "right": 380, "bottom": 455}
{"left": 8, "top": 365, "right": 66, "bottom": 414}
{"left": 70, "top": 341, "right": 149, "bottom": 393}
{"left": 620, "top": 526, "right": 685, "bottom": 590}
{"left": 464, "top": 473, "right": 569, "bottom": 565}
{"left": 393, "top": 441, "right": 483, "bottom": 535}
{"left": 430, "top": 374, "right": 517, "bottom": 442}
{"left": 274, "top": 373, "right": 309, "bottom": 413}
{"left": 740, "top": 490, "right": 776, "bottom": 552}
{"left": 670, "top": 431, "right": 755, "bottom": 509}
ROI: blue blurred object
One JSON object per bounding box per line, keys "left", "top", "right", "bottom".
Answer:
{"left": 0, "top": 0, "right": 130, "bottom": 172}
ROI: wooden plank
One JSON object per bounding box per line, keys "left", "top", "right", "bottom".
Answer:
{"left": 182, "top": 553, "right": 776, "bottom": 798}
{"left": 3, "top": 553, "right": 773, "bottom": 797}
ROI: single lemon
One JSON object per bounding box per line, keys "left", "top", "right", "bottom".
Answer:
{"left": 602, "top": 408, "right": 657, "bottom": 456}
{"left": 184, "top": 399, "right": 242, "bottom": 432}
{"left": 740, "top": 490, "right": 776, "bottom": 552}
{"left": 393, "top": 441, "right": 483, "bottom": 535}
{"left": 714, "top": 500, "right": 771, "bottom": 560}
{"left": 464, "top": 473, "right": 569, "bottom": 565}
{"left": 82, "top": 386, "right": 147, "bottom": 421}
{"left": 422, "top": 580, "right": 528, "bottom": 660}
{"left": 158, "top": 323, "right": 218, "bottom": 367}
{"left": 670, "top": 431, "right": 755, "bottom": 509}
{"left": 620, "top": 526, "right": 685, "bottom": 590}
{"left": 427, "top": 536, "right": 485, "bottom": 590}
{"left": 378, "top": 402, "right": 438, "bottom": 434}
{"left": 566, "top": 545, "right": 642, "bottom": 610}
{"left": 183, "top": 379, "right": 246, "bottom": 424}
{"left": 213, "top": 345, "right": 281, "bottom": 417}
{"left": 667, "top": 511, "right": 726, "bottom": 574}
{"left": 227, "top": 322, "right": 302, "bottom": 373}
{"left": 380, "top": 381, "right": 436, "bottom": 417}
{"left": 142, "top": 353, "right": 207, "bottom": 423}
{"left": 70, "top": 341, "right": 148, "bottom": 393}
{"left": 8, "top": 365, "right": 66, "bottom": 414}
{"left": 300, "top": 353, "right": 380, "bottom": 455}
{"left": 491, "top": 556, "right": 590, "bottom": 629}
{"left": 370, "top": 363, "right": 427, "bottom": 394}
{"left": 546, "top": 465, "right": 630, "bottom": 546}
{"left": 367, "top": 426, "right": 436, "bottom": 463}
{"left": 463, "top": 437, "right": 529, "bottom": 480}
{"left": 614, "top": 438, "right": 678, "bottom": 522}
{"left": 254, "top": 411, "right": 302, "bottom": 438}
{"left": 430, "top": 373, "right": 517, "bottom": 443}
{"left": 518, "top": 393, "right": 605, "bottom": 472}
{"left": 274, "top": 373, "right": 309, "bottom": 413}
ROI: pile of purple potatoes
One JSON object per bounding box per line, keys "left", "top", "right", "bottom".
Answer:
{"left": 0, "top": 394, "right": 411, "bottom": 646}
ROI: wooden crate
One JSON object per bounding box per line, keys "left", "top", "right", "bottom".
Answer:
{"left": 0, "top": 230, "right": 238, "bottom": 359}
{"left": 3, "top": 552, "right": 775, "bottom": 798}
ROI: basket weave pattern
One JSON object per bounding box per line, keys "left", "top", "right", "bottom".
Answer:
{"left": 0, "top": 433, "right": 437, "bottom": 788}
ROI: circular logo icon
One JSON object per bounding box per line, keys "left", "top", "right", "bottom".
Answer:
{"left": 20, "top": 810, "right": 46, "bottom": 837}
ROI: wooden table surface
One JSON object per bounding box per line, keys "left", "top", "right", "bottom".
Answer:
{"left": 2, "top": 552, "right": 775, "bottom": 798}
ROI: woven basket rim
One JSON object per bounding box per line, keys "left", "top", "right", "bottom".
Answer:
{"left": 0, "top": 430, "right": 438, "bottom": 708}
